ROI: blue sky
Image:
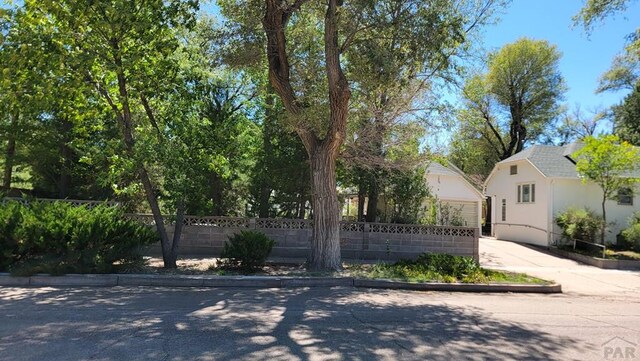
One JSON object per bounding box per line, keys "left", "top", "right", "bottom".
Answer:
{"left": 482, "top": 0, "right": 639, "bottom": 113}
{"left": 203, "top": 1, "right": 638, "bottom": 112}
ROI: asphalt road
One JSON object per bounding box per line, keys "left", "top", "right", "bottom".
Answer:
{"left": 1, "top": 286, "right": 639, "bottom": 361}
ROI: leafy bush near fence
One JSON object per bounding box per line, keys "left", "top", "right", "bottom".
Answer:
{"left": 621, "top": 212, "right": 640, "bottom": 251}
{"left": 219, "top": 231, "right": 275, "bottom": 271}
{"left": 555, "top": 207, "right": 604, "bottom": 244}
{"left": 0, "top": 200, "right": 158, "bottom": 275}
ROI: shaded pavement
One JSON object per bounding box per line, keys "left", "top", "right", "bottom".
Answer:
{"left": 2, "top": 286, "right": 638, "bottom": 361}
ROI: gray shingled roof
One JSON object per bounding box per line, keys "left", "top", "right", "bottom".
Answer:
{"left": 498, "top": 142, "right": 640, "bottom": 178}
{"left": 498, "top": 144, "right": 581, "bottom": 178}
{"left": 426, "top": 162, "right": 461, "bottom": 177}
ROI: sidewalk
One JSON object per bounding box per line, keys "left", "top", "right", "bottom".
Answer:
{"left": 480, "top": 237, "right": 640, "bottom": 297}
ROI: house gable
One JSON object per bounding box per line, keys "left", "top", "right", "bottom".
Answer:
{"left": 426, "top": 162, "right": 483, "bottom": 202}
{"left": 485, "top": 158, "right": 550, "bottom": 246}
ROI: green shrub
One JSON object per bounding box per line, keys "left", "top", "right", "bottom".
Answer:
{"left": 415, "top": 253, "right": 480, "bottom": 279}
{"left": 0, "top": 200, "right": 158, "bottom": 275}
{"left": 220, "top": 231, "right": 275, "bottom": 271}
{"left": 555, "top": 207, "right": 604, "bottom": 243}
{"left": 0, "top": 201, "right": 22, "bottom": 270}
{"left": 621, "top": 212, "right": 640, "bottom": 251}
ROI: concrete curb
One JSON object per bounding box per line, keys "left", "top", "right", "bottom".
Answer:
{"left": 354, "top": 279, "right": 562, "bottom": 293}
{"left": 548, "top": 248, "right": 640, "bottom": 270}
{"left": 0, "top": 273, "right": 561, "bottom": 293}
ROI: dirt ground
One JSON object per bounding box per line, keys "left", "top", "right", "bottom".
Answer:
{"left": 139, "top": 256, "right": 344, "bottom": 276}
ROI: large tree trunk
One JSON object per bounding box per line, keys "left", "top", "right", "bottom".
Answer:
{"left": 308, "top": 143, "right": 341, "bottom": 270}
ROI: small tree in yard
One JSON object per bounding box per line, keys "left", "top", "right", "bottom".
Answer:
{"left": 574, "top": 135, "right": 640, "bottom": 243}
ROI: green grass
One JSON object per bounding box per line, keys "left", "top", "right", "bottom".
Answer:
{"left": 347, "top": 262, "right": 551, "bottom": 285}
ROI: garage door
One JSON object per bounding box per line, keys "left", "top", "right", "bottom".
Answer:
{"left": 442, "top": 200, "right": 479, "bottom": 228}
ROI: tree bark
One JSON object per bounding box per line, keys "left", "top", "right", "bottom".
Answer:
{"left": 308, "top": 143, "right": 341, "bottom": 270}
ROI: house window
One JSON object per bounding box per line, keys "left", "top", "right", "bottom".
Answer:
{"left": 501, "top": 199, "right": 506, "bottom": 221}
{"left": 510, "top": 165, "right": 517, "bottom": 175}
{"left": 517, "top": 183, "right": 535, "bottom": 203}
{"left": 618, "top": 188, "right": 634, "bottom": 205}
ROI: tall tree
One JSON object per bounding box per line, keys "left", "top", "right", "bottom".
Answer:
{"left": 574, "top": 134, "right": 640, "bottom": 243}
{"left": 455, "top": 38, "right": 565, "bottom": 163}
{"left": 25, "top": 0, "right": 200, "bottom": 268}
{"left": 260, "top": 0, "right": 350, "bottom": 270}
{"left": 222, "top": 0, "right": 503, "bottom": 270}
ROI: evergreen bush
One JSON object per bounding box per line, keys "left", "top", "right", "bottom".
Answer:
{"left": 219, "top": 231, "right": 275, "bottom": 271}
{"left": 0, "top": 200, "right": 158, "bottom": 275}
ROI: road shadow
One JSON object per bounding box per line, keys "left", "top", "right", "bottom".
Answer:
{"left": 0, "top": 286, "right": 593, "bottom": 360}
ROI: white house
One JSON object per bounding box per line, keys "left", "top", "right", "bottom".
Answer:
{"left": 341, "top": 161, "right": 484, "bottom": 229}
{"left": 484, "top": 143, "right": 640, "bottom": 246}
{"left": 425, "top": 161, "right": 484, "bottom": 228}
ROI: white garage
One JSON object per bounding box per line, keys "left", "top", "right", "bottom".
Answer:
{"left": 425, "top": 162, "right": 484, "bottom": 229}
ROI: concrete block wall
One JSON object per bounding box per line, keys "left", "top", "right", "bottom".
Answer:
{"left": 132, "top": 215, "right": 479, "bottom": 261}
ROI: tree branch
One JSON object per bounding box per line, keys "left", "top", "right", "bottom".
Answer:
{"left": 139, "top": 93, "right": 163, "bottom": 140}
{"left": 323, "top": 0, "right": 350, "bottom": 150}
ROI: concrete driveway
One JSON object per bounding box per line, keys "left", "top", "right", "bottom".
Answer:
{"left": 480, "top": 237, "right": 640, "bottom": 297}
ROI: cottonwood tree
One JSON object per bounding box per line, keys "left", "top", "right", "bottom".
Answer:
{"left": 456, "top": 38, "right": 566, "bottom": 162}
{"left": 574, "top": 134, "right": 640, "bottom": 243}
{"left": 221, "top": 0, "right": 504, "bottom": 270}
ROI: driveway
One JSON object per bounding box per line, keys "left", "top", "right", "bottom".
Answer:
{"left": 480, "top": 237, "right": 640, "bottom": 297}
